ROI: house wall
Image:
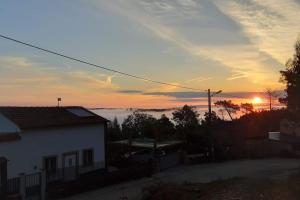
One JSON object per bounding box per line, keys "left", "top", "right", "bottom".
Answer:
{"left": 0, "top": 124, "right": 105, "bottom": 178}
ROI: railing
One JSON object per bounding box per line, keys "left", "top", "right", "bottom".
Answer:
{"left": 46, "top": 161, "right": 105, "bottom": 183}
{"left": 7, "top": 177, "right": 20, "bottom": 194}
{"left": 25, "top": 172, "right": 41, "bottom": 198}
{"left": 78, "top": 162, "right": 105, "bottom": 174}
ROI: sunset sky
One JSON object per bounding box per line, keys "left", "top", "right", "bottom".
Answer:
{"left": 0, "top": 0, "right": 299, "bottom": 108}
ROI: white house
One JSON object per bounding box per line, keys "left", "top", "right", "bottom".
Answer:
{"left": 0, "top": 106, "right": 108, "bottom": 180}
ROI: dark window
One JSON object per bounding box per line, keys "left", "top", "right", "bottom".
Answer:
{"left": 83, "top": 149, "right": 94, "bottom": 166}
{"left": 44, "top": 156, "right": 57, "bottom": 172}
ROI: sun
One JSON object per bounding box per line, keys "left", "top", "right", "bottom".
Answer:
{"left": 252, "top": 97, "right": 263, "bottom": 104}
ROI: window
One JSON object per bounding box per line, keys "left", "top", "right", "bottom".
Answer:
{"left": 83, "top": 149, "right": 94, "bottom": 166}
{"left": 44, "top": 156, "right": 57, "bottom": 172}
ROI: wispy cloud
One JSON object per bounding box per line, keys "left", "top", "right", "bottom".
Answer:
{"left": 227, "top": 72, "right": 249, "bottom": 81}
{"left": 0, "top": 56, "right": 35, "bottom": 68}
{"left": 117, "top": 90, "right": 143, "bottom": 94}
{"left": 65, "top": 70, "right": 119, "bottom": 90}
{"left": 186, "top": 76, "right": 213, "bottom": 83}
{"left": 213, "top": 0, "right": 300, "bottom": 64}
{"left": 0, "top": 56, "right": 119, "bottom": 91}
{"left": 95, "top": 0, "right": 295, "bottom": 89}
{"left": 144, "top": 91, "right": 284, "bottom": 99}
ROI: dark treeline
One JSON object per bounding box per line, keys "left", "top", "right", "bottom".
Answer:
{"left": 108, "top": 105, "right": 199, "bottom": 142}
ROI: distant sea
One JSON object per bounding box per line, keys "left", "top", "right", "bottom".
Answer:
{"left": 90, "top": 104, "right": 283, "bottom": 123}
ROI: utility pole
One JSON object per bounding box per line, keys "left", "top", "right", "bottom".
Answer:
{"left": 208, "top": 89, "right": 212, "bottom": 124}
{"left": 207, "top": 89, "right": 222, "bottom": 123}
{"left": 266, "top": 89, "right": 277, "bottom": 111}
{"left": 207, "top": 89, "right": 222, "bottom": 162}
{"left": 269, "top": 93, "right": 272, "bottom": 111}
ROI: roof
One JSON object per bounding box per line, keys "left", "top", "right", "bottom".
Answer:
{"left": 0, "top": 106, "right": 108, "bottom": 130}
{"left": 112, "top": 139, "right": 183, "bottom": 149}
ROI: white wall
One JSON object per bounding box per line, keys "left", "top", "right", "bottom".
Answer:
{"left": 0, "top": 124, "right": 105, "bottom": 178}
{"left": 268, "top": 132, "right": 280, "bottom": 141}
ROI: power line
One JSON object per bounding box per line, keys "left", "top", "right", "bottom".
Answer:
{"left": 0, "top": 34, "right": 204, "bottom": 91}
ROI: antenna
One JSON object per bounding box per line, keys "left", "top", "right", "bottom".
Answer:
{"left": 57, "top": 98, "right": 62, "bottom": 107}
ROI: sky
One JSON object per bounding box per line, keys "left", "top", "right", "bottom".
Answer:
{"left": 0, "top": 0, "right": 299, "bottom": 108}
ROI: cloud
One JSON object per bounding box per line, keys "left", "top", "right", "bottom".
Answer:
{"left": 65, "top": 70, "right": 119, "bottom": 90}
{"left": 143, "top": 91, "right": 285, "bottom": 100}
{"left": 226, "top": 72, "right": 249, "bottom": 81}
{"left": 96, "top": 0, "right": 293, "bottom": 89}
{"left": 0, "top": 56, "right": 119, "bottom": 91}
{"left": 0, "top": 56, "right": 34, "bottom": 68}
{"left": 212, "top": 0, "right": 300, "bottom": 64}
{"left": 117, "top": 90, "right": 144, "bottom": 94}
{"left": 145, "top": 92, "right": 206, "bottom": 98}
{"left": 186, "top": 76, "right": 213, "bottom": 83}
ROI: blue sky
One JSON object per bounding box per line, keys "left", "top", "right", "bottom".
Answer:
{"left": 0, "top": 0, "right": 299, "bottom": 107}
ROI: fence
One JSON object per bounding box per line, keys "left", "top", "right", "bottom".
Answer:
{"left": 25, "top": 172, "right": 41, "bottom": 200}
{"left": 0, "top": 158, "right": 7, "bottom": 199}
{"left": 47, "top": 164, "right": 151, "bottom": 198}
{"left": 46, "top": 161, "right": 105, "bottom": 183}
{"left": 7, "top": 177, "right": 20, "bottom": 195}
{"left": 6, "top": 172, "right": 45, "bottom": 200}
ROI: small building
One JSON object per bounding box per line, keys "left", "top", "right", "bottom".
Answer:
{"left": 245, "top": 134, "right": 294, "bottom": 158}
{"left": 111, "top": 138, "right": 183, "bottom": 171}
{"left": 0, "top": 106, "right": 108, "bottom": 182}
{"left": 245, "top": 118, "right": 300, "bottom": 158}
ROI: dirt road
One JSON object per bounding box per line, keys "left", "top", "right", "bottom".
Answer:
{"left": 60, "top": 159, "right": 300, "bottom": 200}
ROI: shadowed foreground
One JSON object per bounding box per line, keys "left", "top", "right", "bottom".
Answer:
{"left": 60, "top": 159, "right": 299, "bottom": 200}
{"left": 142, "top": 175, "right": 300, "bottom": 200}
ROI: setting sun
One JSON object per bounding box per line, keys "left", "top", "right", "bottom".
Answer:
{"left": 252, "top": 97, "right": 263, "bottom": 104}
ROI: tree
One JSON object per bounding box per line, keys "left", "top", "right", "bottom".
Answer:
{"left": 107, "top": 117, "right": 122, "bottom": 141}
{"left": 240, "top": 103, "right": 254, "bottom": 114}
{"left": 280, "top": 39, "right": 300, "bottom": 111}
{"left": 172, "top": 105, "right": 199, "bottom": 141}
{"left": 155, "top": 114, "right": 175, "bottom": 141}
{"left": 122, "top": 111, "right": 157, "bottom": 139}
{"left": 201, "top": 111, "right": 222, "bottom": 126}
{"left": 215, "top": 100, "right": 240, "bottom": 120}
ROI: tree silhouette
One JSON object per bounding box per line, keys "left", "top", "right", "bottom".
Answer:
{"left": 280, "top": 39, "right": 300, "bottom": 111}
{"left": 107, "top": 117, "right": 122, "bottom": 141}
{"left": 215, "top": 100, "right": 240, "bottom": 120}
{"left": 240, "top": 103, "right": 254, "bottom": 114}
{"left": 172, "top": 105, "right": 199, "bottom": 142}
{"left": 122, "top": 111, "right": 157, "bottom": 139}
{"left": 201, "top": 111, "right": 221, "bottom": 126}
{"left": 155, "top": 114, "right": 175, "bottom": 141}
